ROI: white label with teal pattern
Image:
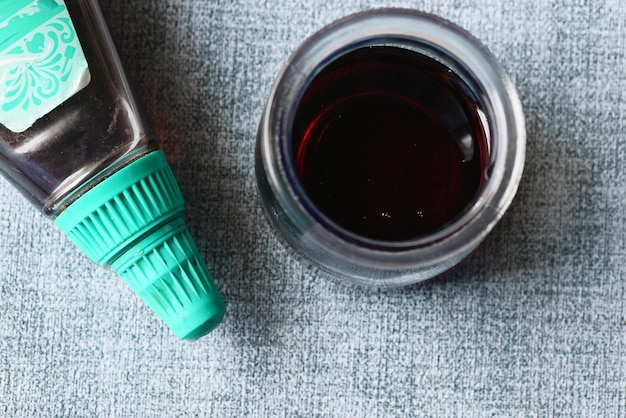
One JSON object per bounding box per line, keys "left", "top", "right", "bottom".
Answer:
{"left": 0, "top": 0, "right": 90, "bottom": 133}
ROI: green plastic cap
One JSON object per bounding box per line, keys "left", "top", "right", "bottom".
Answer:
{"left": 54, "top": 150, "right": 226, "bottom": 340}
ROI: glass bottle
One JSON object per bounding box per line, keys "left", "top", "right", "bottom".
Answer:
{"left": 0, "top": 0, "right": 225, "bottom": 339}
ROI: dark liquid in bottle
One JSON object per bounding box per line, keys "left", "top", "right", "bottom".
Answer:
{"left": 292, "top": 46, "right": 488, "bottom": 241}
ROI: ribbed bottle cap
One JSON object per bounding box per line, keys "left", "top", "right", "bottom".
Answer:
{"left": 55, "top": 151, "right": 226, "bottom": 339}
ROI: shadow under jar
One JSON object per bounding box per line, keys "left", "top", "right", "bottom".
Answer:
{"left": 255, "top": 9, "right": 525, "bottom": 287}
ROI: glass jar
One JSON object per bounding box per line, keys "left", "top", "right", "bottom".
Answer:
{"left": 255, "top": 8, "right": 525, "bottom": 286}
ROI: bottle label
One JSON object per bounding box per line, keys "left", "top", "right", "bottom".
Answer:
{"left": 0, "top": 0, "right": 90, "bottom": 133}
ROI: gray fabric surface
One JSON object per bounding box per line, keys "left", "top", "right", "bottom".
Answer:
{"left": 1, "top": 0, "right": 625, "bottom": 416}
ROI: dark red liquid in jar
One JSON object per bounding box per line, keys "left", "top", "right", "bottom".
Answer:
{"left": 292, "top": 46, "right": 489, "bottom": 241}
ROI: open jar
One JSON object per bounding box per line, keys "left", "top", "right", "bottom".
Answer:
{"left": 255, "top": 9, "right": 525, "bottom": 286}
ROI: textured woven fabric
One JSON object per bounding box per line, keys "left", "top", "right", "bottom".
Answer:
{"left": 1, "top": 0, "right": 624, "bottom": 416}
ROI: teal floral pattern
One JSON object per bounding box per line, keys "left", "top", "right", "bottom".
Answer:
{"left": 0, "top": 1, "right": 90, "bottom": 133}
